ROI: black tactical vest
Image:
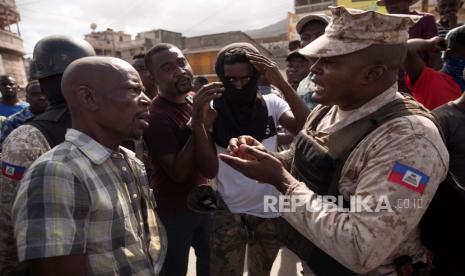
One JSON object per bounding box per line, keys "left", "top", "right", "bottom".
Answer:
{"left": 28, "top": 104, "right": 71, "bottom": 148}
{"left": 286, "top": 97, "right": 434, "bottom": 276}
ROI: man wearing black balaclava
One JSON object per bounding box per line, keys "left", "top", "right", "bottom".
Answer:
{"left": 206, "top": 43, "right": 308, "bottom": 275}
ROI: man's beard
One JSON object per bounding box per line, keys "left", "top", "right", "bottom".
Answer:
{"left": 1, "top": 90, "right": 16, "bottom": 99}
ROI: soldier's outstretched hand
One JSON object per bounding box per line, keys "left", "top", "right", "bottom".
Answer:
{"left": 219, "top": 144, "right": 288, "bottom": 186}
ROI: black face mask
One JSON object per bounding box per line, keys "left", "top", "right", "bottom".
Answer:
{"left": 212, "top": 43, "right": 269, "bottom": 148}
{"left": 39, "top": 74, "right": 66, "bottom": 107}
{"left": 221, "top": 68, "right": 261, "bottom": 121}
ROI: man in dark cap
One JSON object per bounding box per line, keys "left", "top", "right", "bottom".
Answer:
{"left": 295, "top": 14, "right": 330, "bottom": 110}
{"left": 296, "top": 14, "right": 331, "bottom": 48}
{"left": 286, "top": 51, "right": 311, "bottom": 90}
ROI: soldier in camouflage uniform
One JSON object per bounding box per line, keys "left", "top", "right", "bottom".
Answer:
{"left": 220, "top": 7, "right": 449, "bottom": 275}
{"left": 0, "top": 36, "right": 95, "bottom": 275}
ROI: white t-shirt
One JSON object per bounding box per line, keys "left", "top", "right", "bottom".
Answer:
{"left": 216, "top": 94, "right": 290, "bottom": 218}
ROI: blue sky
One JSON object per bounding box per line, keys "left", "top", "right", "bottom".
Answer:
{"left": 15, "top": 0, "right": 294, "bottom": 55}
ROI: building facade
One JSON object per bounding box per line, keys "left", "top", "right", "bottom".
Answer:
{"left": 183, "top": 31, "right": 271, "bottom": 81}
{"left": 84, "top": 28, "right": 184, "bottom": 62}
{"left": 0, "top": 0, "right": 27, "bottom": 86}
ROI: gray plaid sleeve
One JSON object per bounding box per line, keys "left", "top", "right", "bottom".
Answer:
{"left": 12, "top": 160, "right": 90, "bottom": 262}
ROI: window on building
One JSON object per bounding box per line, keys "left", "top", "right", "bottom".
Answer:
{"left": 295, "top": 0, "right": 309, "bottom": 6}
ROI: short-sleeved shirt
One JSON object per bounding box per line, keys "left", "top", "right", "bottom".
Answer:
{"left": 12, "top": 129, "right": 167, "bottom": 275}
{"left": 407, "top": 67, "right": 462, "bottom": 110}
{"left": 144, "top": 95, "right": 205, "bottom": 216}
{"left": 433, "top": 102, "right": 465, "bottom": 185}
{"left": 281, "top": 84, "right": 449, "bottom": 274}
{"left": 0, "top": 101, "right": 29, "bottom": 117}
{"left": 0, "top": 108, "right": 35, "bottom": 151}
{"left": 216, "top": 94, "right": 290, "bottom": 218}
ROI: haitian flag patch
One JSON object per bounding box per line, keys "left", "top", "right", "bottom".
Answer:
{"left": 1, "top": 162, "right": 26, "bottom": 181}
{"left": 387, "top": 162, "right": 429, "bottom": 194}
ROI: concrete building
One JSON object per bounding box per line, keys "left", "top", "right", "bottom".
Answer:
{"left": 246, "top": 18, "right": 288, "bottom": 69}
{"left": 84, "top": 28, "right": 271, "bottom": 80}
{"left": 183, "top": 31, "right": 271, "bottom": 81}
{"left": 84, "top": 28, "right": 184, "bottom": 62}
{"left": 295, "top": 0, "right": 333, "bottom": 13}
{"left": 0, "top": 0, "right": 27, "bottom": 86}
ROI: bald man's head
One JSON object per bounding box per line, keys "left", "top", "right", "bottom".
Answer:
{"left": 62, "top": 56, "right": 151, "bottom": 143}
{"left": 62, "top": 57, "right": 137, "bottom": 105}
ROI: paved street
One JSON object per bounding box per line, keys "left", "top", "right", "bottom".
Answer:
{"left": 187, "top": 247, "right": 304, "bottom": 276}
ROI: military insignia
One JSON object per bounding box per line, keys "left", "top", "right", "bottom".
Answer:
{"left": 387, "top": 162, "right": 429, "bottom": 194}
{"left": 1, "top": 162, "right": 26, "bottom": 181}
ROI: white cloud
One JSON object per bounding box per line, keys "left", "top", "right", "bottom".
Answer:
{"left": 15, "top": 0, "right": 293, "bottom": 55}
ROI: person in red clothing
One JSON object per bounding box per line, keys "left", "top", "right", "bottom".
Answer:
{"left": 378, "top": 0, "right": 442, "bottom": 94}
{"left": 405, "top": 26, "right": 465, "bottom": 110}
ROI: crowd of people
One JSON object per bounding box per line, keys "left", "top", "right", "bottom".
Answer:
{"left": 0, "top": 1, "right": 464, "bottom": 275}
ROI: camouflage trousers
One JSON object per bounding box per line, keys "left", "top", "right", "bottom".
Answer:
{"left": 210, "top": 197, "right": 281, "bottom": 276}
{"left": 0, "top": 175, "right": 19, "bottom": 275}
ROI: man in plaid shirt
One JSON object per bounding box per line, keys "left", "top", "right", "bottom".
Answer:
{"left": 12, "top": 56, "right": 166, "bottom": 275}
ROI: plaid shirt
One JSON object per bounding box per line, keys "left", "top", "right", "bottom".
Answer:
{"left": 0, "top": 107, "right": 35, "bottom": 151}
{"left": 12, "top": 129, "right": 167, "bottom": 275}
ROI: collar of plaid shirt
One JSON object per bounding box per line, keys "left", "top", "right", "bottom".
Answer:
{"left": 65, "top": 128, "right": 135, "bottom": 164}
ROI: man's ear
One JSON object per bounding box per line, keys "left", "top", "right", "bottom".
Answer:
{"left": 77, "top": 85, "right": 99, "bottom": 111}
{"left": 365, "top": 65, "right": 387, "bottom": 83}
{"left": 444, "top": 48, "right": 452, "bottom": 59}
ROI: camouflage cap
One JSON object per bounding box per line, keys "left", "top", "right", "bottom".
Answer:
{"left": 299, "top": 6, "right": 420, "bottom": 58}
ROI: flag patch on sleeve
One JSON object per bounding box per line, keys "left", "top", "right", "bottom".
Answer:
{"left": 1, "top": 162, "right": 26, "bottom": 181}
{"left": 387, "top": 162, "right": 429, "bottom": 194}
